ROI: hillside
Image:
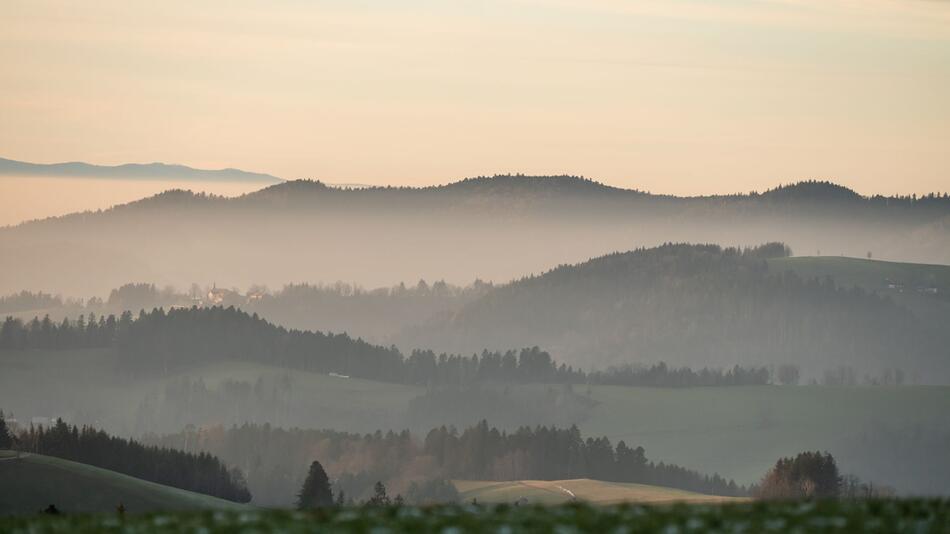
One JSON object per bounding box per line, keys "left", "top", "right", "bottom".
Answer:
{"left": 769, "top": 256, "right": 950, "bottom": 293}
{"left": 3, "top": 349, "right": 949, "bottom": 496}
{"left": 769, "top": 256, "right": 950, "bottom": 329}
{"left": 454, "top": 479, "right": 743, "bottom": 505}
{"left": 0, "top": 452, "right": 250, "bottom": 515}
{"left": 399, "top": 243, "right": 950, "bottom": 383}
{"left": 1, "top": 176, "right": 949, "bottom": 296}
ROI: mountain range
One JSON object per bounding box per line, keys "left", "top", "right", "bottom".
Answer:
{"left": 0, "top": 156, "right": 283, "bottom": 183}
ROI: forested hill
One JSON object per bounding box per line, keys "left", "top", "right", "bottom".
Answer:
{"left": 398, "top": 243, "right": 950, "bottom": 383}
{"left": 0, "top": 306, "right": 770, "bottom": 387}
{"left": 36, "top": 176, "right": 945, "bottom": 216}
{"left": 2, "top": 175, "right": 948, "bottom": 297}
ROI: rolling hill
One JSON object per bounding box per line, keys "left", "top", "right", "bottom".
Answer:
{"left": 1, "top": 175, "right": 948, "bottom": 296}
{"left": 0, "top": 452, "right": 250, "bottom": 515}
{"left": 398, "top": 243, "right": 950, "bottom": 382}
{"left": 454, "top": 479, "right": 744, "bottom": 505}
{"left": 2, "top": 348, "right": 949, "bottom": 496}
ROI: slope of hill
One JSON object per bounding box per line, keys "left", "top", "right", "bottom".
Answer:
{"left": 454, "top": 479, "right": 743, "bottom": 505}
{"left": 1, "top": 175, "right": 948, "bottom": 296}
{"left": 768, "top": 256, "right": 950, "bottom": 294}
{"left": 768, "top": 256, "right": 950, "bottom": 328}
{"left": 399, "top": 243, "right": 949, "bottom": 382}
{"left": 3, "top": 349, "right": 949, "bottom": 496}
{"left": 0, "top": 157, "right": 282, "bottom": 183}
{"left": 0, "top": 453, "right": 250, "bottom": 515}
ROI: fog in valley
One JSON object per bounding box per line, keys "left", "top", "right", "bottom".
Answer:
{"left": 2, "top": 175, "right": 949, "bottom": 507}
{"left": 3, "top": 0, "right": 950, "bottom": 525}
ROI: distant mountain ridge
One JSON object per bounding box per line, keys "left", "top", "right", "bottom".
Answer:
{"left": 0, "top": 156, "right": 283, "bottom": 183}
{"left": 72, "top": 176, "right": 946, "bottom": 216}
{"left": 1, "top": 173, "right": 948, "bottom": 298}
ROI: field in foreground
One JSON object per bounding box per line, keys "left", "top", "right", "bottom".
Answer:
{"left": 1, "top": 501, "right": 948, "bottom": 533}
{"left": 455, "top": 479, "right": 743, "bottom": 505}
{"left": 0, "top": 452, "right": 250, "bottom": 515}
{"left": 3, "top": 350, "right": 950, "bottom": 494}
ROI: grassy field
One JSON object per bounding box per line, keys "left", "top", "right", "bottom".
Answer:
{"left": 0, "top": 349, "right": 419, "bottom": 436}
{"left": 2, "top": 350, "right": 949, "bottom": 493}
{"left": 455, "top": 478, "right": 743, "bottom": 505}
{"left": 582, "top": 384, "right": 950, "bottom": 493}
{"left": 1, "top": 500, "right": 948, "bottom": 533}
{"left": 0, "top": 452, "right": 250, "bottom": 515}
{"left": 769, "top": 256, "right": 950, "bottom": 292}
{"left": 769, "top": 256, "right": 950, "bottom": 327}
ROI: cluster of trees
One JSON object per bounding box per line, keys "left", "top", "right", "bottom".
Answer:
{"left": 422, "top": 421, "right": 745, "bottom": 497}
{"left": 752, "top": 450, "right": 893, "bottom": 499}
{"left": 297, "top": 461, "right": 451, "bottom": 508}
{"left": 0, "top": 290, "right": 67, "bottom": 313}
{"left": 16, "top": 419, "right": 251, "bottom": 502}
{"left": 0, "top": 313, "right": 124, "bottom": 350}
{"left": 755, "top": 451, "right": 841, "bottom": 499}
{"left": 0, "top": 278, "right": 491, "bottom": 343}
{"left": 1, "top": 306, "right": 780, "bottom": 389}
{"left": 146, "top": 420, "right": 744, "bottom": 507}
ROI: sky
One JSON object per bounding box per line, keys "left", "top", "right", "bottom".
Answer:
{"left": 1, "top": 0, "right": 948, "bottom": 196}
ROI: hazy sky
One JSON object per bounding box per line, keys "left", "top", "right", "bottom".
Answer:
{"left": 2, "top": 0, "right": 948, "bottom": 196}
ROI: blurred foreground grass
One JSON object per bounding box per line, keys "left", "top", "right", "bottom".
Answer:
{"left": 1, "top": 500, "right": 948, "bottom": 533}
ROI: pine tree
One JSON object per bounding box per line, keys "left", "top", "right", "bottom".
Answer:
{"left": 0, "top": 410, "right": 12, "bottom": 449}
{"left": 367, "top": 481, "right": 391, "bottom": 506}
{"left": 297, "top": 460, "right": 334, "bottom": 509}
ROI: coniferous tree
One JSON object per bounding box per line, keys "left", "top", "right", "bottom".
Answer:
{"left": 297, "top": 460, "right": 334, "bottom": 509}
{"left": 366, "top": 481, "right": 391, "bottom": 506}
{"left": 0, "top": 410, "right": 12, "bottom": 449}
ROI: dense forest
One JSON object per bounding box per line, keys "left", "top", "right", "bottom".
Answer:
{"left": 14, "top": 418, "right": 251, "bottom": 502}
{"left": 402, "top": 243, "right": 947, "bottom": 382}
{"left": 0, "top": 307, "right": 772, "bottom": 388}
{"left": 145, "top": 420, "right": 744, "bottom": 506}
{"left": 0, "top": 281, "right": 490, "bottom": 344}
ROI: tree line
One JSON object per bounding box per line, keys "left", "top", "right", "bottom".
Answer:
{"left": 422, "top": 421, "right": 745, "bottom": 496}
{"left": 14, "top": 418, "right": 251, "bottom": 503}
{"left": 145, "top": 420, "right": 745, "bottom": 507}
{"left": 2, "top": 307, "right": 770, "bottom": 387}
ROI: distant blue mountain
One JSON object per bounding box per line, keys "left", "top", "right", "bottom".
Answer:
{"left": 0, "top": 157, "right": 283, "bottom": 183}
